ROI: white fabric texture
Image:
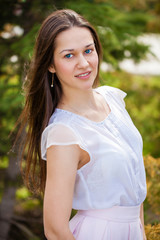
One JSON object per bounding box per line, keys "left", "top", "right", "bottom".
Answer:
{"left": 41, "top": 124, "right": 82, "bottom": 159}
{"left": 41, "top": 86, "right": 147, "bottom": 210}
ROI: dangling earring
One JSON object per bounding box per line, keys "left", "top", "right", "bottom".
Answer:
{"left": 51, "top": 73, "right": 54, "bottom": 87}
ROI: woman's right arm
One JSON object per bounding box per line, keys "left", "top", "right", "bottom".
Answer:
{"left": 43, "top": 144, "right": 81, "bottom": 240}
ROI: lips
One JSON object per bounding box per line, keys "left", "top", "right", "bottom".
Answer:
{"left": 75, "top": 71, "right": 91, "bottom": 77}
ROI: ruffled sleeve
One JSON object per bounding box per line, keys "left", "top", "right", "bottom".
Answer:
{"left": 41, "top": 123, "right": 82, "bottom": 160}
{"left": 102, "top": 86, "right": 127, "bottom": 108}
{"left": 113, "top": 87, "right": 127, "bottom": 107}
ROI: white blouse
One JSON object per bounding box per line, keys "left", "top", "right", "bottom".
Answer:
{"left": 41, "top": 86, "right": 147, "bottom": 210}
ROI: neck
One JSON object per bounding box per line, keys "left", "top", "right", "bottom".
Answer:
{"left": 58, "top": 87, "right": 98, "bottom": 112}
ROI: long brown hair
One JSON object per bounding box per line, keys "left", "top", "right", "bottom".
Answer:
{"left": 17, "top": 9, "right": 102, "bottom": 194}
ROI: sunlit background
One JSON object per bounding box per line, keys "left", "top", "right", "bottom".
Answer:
{"left": 0, "top": 0, "right": 160, "bottom": 239}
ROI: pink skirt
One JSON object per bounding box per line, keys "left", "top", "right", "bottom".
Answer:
{"left": 69, "top": 205, "right": 143, "bottom": 240}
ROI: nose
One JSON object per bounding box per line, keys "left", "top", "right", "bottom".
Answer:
{"left": 77, "top": 54, "right": 89, "bottom": 68}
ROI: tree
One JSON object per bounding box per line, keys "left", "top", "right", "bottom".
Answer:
{"left": 0, "top": 0, "right": 159, "bottom": 239}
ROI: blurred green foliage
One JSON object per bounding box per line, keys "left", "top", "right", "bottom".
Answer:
{"left": 0, "top": 0, "right": 159, "bottom": 160}
{"left": 0, "top": 0, "right": 160, "bottom": 239}
{"left": 144, "top": 156, "right": 160, "bottom": 216}
{"left": 16, "top": 187, "right": 31, "bottom": 200}
{"left": 66, "top": 0, "right": 151, "bottom": 67}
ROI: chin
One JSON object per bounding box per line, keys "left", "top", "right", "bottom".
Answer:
{"left": 82, "top": 79, "right": 95, "bottom": 90}
{"left": 81, "top": 84, "right": 93, "bottom": 91}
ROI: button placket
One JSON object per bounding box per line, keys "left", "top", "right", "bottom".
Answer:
{"left": 112, "top": 121, "right": 140, "bottom": 176}
{"left": 108, "top": 122, "right": 141, "bottom": 202}
{"left": 103, "top": 118, "right": 120, "bottom": 138}
{"left": 102, "top": 113, "right": 142, "bottom": 203}
{"left": 129, "top": 150, "right": 140, "bottom": 175}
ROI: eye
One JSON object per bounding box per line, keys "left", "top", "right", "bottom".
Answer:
{"left": 85, "top": 49, "right": 92, "bottom": 54}
{"left": 65, "top": 53, "right": 73, "bottom": 59}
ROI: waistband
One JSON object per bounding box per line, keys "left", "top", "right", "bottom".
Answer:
{"left": 77, "top": 205, "right": 141, "bottom": 223}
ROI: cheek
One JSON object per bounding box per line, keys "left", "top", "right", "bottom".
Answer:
{"left": 55, "top": 60, "right": 72, "bottom": 76}
{"left": 91, "top": 54, "right": 99, "bottom": 72}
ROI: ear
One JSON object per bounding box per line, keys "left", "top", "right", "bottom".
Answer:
{"left": 48, "top": 64, "right": 56, "bottom": 73}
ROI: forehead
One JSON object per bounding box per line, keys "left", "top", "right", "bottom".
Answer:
{"left": 55, "top": 27, "right": 94, "bottom": 51}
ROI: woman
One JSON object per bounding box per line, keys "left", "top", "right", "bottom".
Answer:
{"left": 18, "top": 9, "right": 147, "bottom": 240}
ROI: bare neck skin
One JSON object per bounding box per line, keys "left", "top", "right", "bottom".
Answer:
{"left": 58, "top": 87, "right": 98, "bottom": 112}
{"left": 57, "top": 87, "right": 111, "bottom": 122}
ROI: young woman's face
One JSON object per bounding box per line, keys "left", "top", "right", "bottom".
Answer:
{"left": 50, "top": 27, "right": 99, "bottom": 92}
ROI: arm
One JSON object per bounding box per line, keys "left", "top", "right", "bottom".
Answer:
{"left": 140, "top": 203, "right": 147, "bottom": 240}
{"left": 43, "top": 144, "right": 81, "bottom": 240}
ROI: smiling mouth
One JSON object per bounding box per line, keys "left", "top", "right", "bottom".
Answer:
{"left": 76, "top": 71, "right": 91, "bottom": 77}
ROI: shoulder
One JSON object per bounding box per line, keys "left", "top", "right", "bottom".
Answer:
{"left": 95, "top": 85, "right": 127, "bottom": 107}
{"left": 48, "top": 108, "right": 72, "bottom": 126}
{"left": 95, "top": 85, "right": 127, "bottom": 99}
{"left": 41, "top": 115, "right": 82, "bottom": 160}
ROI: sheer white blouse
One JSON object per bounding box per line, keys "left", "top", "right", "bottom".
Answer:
{"left": 41, "top": 86, "right": 147, "bottom": 210}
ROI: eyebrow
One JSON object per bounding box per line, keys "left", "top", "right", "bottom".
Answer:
{"left": 59, "top": 43, "right": 94, "bottom": 54}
